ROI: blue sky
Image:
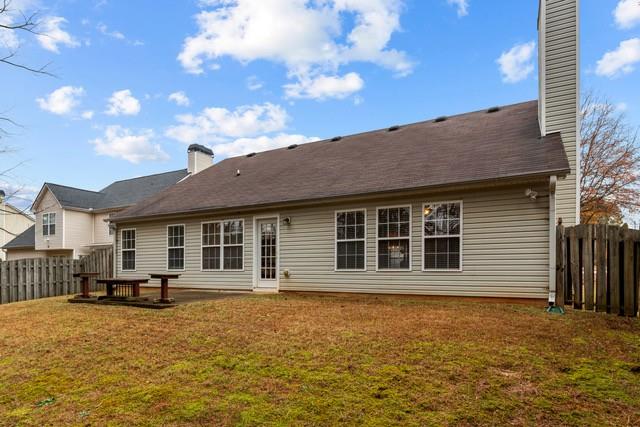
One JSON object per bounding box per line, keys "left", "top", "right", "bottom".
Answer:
{"left": 1, "top": 0, "right": 639, "bottom": 209}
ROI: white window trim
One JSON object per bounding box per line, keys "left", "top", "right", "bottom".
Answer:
{"left": 120, "top": 228, "right": 136, "bottom": 272}
{"left": 421, "top": 200, "right": 463, "bottom": 273}
{"left": 334, "top": 208, "right": 367, "bottom": 272}
{"left": 42, "top": 212, "right": 56, "bottom": 236}
{"left": 375, "top": 205, "right": 412, "bottom": 272}
{"left": 166, "top": 224, "right": 186, "bottom": 272}
{"left": 222, "top": 218, "right": 245, "bottom": 272}
{"left": 200, "top": 221, "right": 222, "bottom": 272}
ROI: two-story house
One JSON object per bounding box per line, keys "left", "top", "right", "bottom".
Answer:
{"left": 0, "top": 190, "right": 35, "bottom": 260}
{"left": 2, "top": 145, "right": 213, "bottom": 260}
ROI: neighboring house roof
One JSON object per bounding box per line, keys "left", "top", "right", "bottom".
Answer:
{"left": 3, "top": 225, "right": 35, "bottom": 249}
{"left": 37, "top": 169, "right": 189, "bottom": 212}
{"left": 112, "top": 100, "right": 570, "bottom": 222}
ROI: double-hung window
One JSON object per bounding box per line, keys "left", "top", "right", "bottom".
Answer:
{"left": 423, "top": 201, "right": 462, "bottom": 271}
{"left": 121, "top": 229, "right": 136, "bottom": 271}
{"left": 377, "top": 206, "right": 411, "bottom": 270}
{"left": 223, "top": 220, "right": 243, "bottom": 270}
{"left": 335, "top": 210, "right": 366, "bottom": 271}
{"left": 167, "top": 225, "right": 185, "bottom": 270}
{"left": 43, "top": 213, "right": 56, "bottom": 236}
{"left": 202, "top": 222, "right": 221, "bottom": 270}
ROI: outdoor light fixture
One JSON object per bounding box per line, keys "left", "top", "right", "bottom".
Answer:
{"left": 423, "top": 206, "right": 433, "bottom": 216}
{"left": 525, "top": 188, "right": 538, "bottom": 200}
{"left": 282, "top": 217, "right": 291, "bottom": 226}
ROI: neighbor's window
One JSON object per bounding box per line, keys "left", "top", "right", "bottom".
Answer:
{"left": 121, "top": 229, "right": 136, "bottom": 271}
{"left": 377, "top": 206, "right": 411, "bottom": 270}
{"left": 202, "top": 222, "right": 221, "bottom": 270}
{"left": 167, "top": 225, "right": 185, "bottom": 270}
{"left": 336, "top": 210, "right": 366, "bottom": 270}
{"left": 423, "top": 202, "right": 462, "bottom": 271}
{"left": 42, "top": 212, "right": 56, "bottom": 236}
{"left": 223, "top": 220, "right": 243, "bottom": 270}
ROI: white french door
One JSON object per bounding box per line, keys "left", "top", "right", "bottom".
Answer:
{"left": 255, "top": 218, "right": 278, "bottom": 290}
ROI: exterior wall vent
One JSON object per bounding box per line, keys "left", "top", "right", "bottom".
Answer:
{"left": 287, "top": 144, "right": 299, "bottom": 150}
{"left": 487, "top": 106, "right": 501, "bottom": 113}
{"left": 388, "top": 125, "right": 400, "bottom": 132}
{"left": 434, "top": 116, "right": 447, "bottom": 123}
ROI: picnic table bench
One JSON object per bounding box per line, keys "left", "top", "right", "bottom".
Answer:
{"left": 73, "top": 272, "right": 100, "bottom": 298}
{"left": 149, "top": 273, "right": 181, "bottom": 303}
{"left": 97, "top": 278, "right": 149, "bottom": 298}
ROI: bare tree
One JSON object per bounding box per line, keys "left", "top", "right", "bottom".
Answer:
{"left": 580, "top": 91, "right": 640, "bottom": 224}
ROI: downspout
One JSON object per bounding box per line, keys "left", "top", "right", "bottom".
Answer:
{"left": 547, "top": 175, "right": 564, "bottom": 313}
{"left": 112, "top": 222, "right": 117, "bottom": 278}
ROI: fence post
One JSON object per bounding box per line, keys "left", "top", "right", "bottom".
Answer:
{"left": 569, "top": 226, "right": 582, "bottom": 309}
{"left": 623, "top": 226, "right": 635, "bottom": 316}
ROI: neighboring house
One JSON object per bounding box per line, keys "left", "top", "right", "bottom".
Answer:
{"left": 0, "top": 191, "right": 35, "bottom": 261}
{"left": 111, "top": 0, "right": 578, "bottom": 305}
{"left": 2, "top": 146, "right": 212, "bottom": 260}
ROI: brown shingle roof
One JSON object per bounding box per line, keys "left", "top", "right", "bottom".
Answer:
{"left": 112, "top": 100, "right": 569, "bottom": 222}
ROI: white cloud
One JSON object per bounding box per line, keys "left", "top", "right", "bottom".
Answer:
{"left": 497, "top": 41, "right": 536, "bottom": 83}
{"left": 105, "top": 89, "right": 141, "bottom": 116}
{"left": 614, "top": 0, "right": 640, "bottom": 29}
{"left": 81, "top": 110, "right": 94, "bottom": 120}
{"left": 178, "top": 0, "right": 413, "bottom": 99}
{"left": 596, "top": 38, "right": 640, "bottom": 78}
{"left": 447, "top": 0, "right": 468, "bottom": 17}
{"left": 36, "top": 16, "right": 79, "bottom": 53}
{"left": 90, "top": 125, "right": 169, "bottom": 164}
{"left": 168, "top": 91, "right": 190, "bottom": 107}
{"left": 214, "top": 133, "right": 320, "bottom": 157}
{"left": 36, "top": 86, "right": 85, "bottom": 115}
{"left": 165, "top": 103, "right": 288, "bottom": 144}
{"left": 246, "top": 75, "right": 263, "bottom": 91}
{"left": 97, "top": 22, "right": 144, "bottom": 45}
{"left": 284, "top": 72, "right": 364, "bottom": 100}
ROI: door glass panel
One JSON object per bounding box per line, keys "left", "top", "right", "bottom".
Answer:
{"left": 260, "top": 222, "right": 277, "bottom": 280}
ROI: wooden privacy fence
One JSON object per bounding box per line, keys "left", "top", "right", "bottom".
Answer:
{"left": 0, "top": 248, "right": 113, "bottom": 305}
{"left": 556, "top": 224, "right": 639, "bottom": 317}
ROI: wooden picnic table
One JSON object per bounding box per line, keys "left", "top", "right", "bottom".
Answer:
{"left": 149, "top": 273, "right": 180, "bottom": 303}
{"left": 73, "top": 272, "right": 100, "bottom": 298}
{"left": 97, "top": 278, "right": 149, "bottom": 298}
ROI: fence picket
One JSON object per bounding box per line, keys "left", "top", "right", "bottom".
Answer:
{"left": 569, "top": 227, "right": 581, "bottom": 309}
{"left": 595, "top": 224, "right": 607, "bottom": 312}
{"left": 608, "top": 226, "right": 621, "bottom": 315}
{"left": 623, "top": 227, "right": 635, "bottom": 316}
{"left": 583, "top": 225, "right": 594, "bottom": 311}
{"left": 556, "top": 225, "right": 565, "bottom": 307}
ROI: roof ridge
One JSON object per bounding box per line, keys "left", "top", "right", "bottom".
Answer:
{"left": 45, "top": 182, "right": 104, "bottom": 195}
{"left": 222, "top": 100, "right": 539, "bottom": 162}
{"left": 100, "top": 168, "right": 188, "bottom": 190}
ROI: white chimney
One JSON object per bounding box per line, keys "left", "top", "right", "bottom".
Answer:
{"left": 187, "top": 144, "right": 214, "bottom": 175}
{"left": 538, "top": 0, "right": 579, "bottom": 225}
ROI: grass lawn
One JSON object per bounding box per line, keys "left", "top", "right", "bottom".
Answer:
{"left": 0, "top": 293, "right": 639, "bottom": 426}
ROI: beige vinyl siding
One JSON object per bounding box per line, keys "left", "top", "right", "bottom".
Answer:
{"left": 92, "top": 212, "right": 114, "bottom": 245}
{"left": 34, "top": 190, "right": 64, "bottom": 251}
{"left": 117, "top": 184, "right": 549, "bottom": 298}
{"left": 0, "top": 204, "right": 34, "bottom": 260}
{"left": 64, "top": 210, "right": 94, "bottom": 256}
{"left": 541, "top": 0, "right": 578, "bottom": 225}
{"left": 278, "top": 185, "right": 549, "bottom": 298}
{"left": 117, "top": 215, "right": 254, "bottom": 290}
{"left": 4, "top": 249, "right": 71, "bottom": 261}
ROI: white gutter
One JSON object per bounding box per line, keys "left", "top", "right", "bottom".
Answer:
{"left": 548, "top": 175, "right": 557, "bottom": 305}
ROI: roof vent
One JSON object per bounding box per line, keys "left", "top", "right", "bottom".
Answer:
{"left": 331, "top": 136, "right": 342, "bottom": 142}
{"left": 236, "top": 169, "right": 241, "bottom": 176}
{"left": 246, "top": 152, "right": 256, "bottom": 158}
{"left": 388, "top": 125, "right": 400, "bottom": 132}
{"left": 287, "top": 144, "right": 298, "bottom": 150}
{"left": 434, "top": 116, "right": 447, "bottom": 123}
{"left": 487, "top": 106, "right": 500, "bottom": 113}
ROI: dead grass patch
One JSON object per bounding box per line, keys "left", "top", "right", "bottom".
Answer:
{"left": 0, "top": 293, "right": 638, "bottom": 426}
